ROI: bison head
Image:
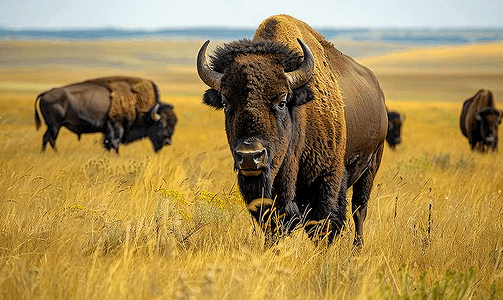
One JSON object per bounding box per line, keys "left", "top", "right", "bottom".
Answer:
{"left": 197, "top": 38, "right": 314, "bottom": 201}
{"left": 476, "top": 107, "right": 502, "bottom": 146}
{"left": 386, "top": 111, "right": 403, "bottom": 149}
{"left": 147, "top": 103, "right": 177, "bottom": 152}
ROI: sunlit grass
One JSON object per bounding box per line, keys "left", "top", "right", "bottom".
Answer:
{"left": 0, "top": 39, "right": 502, "bottom": 299}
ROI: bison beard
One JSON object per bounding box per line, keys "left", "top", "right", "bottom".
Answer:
{"left": 238, "top": 171, "right": 274, "bottom": 224}
{"left": 238, "top": 171, "right": 273, "bottom": 202}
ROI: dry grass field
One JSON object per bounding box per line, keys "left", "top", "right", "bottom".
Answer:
{"left": 0, "top": 38, "right": 502, "bottom": 299}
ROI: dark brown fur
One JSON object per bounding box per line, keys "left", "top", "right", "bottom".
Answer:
{"left": 460, "top": 89, "right": 502, "bottom": 152}
{"left": 34, "top": 77, "right": 176, "bottom": 153}
{"left": 200, "top": 15, "right": 387, "bottom": 246}
{"left": 386, "top": 108, "right": 403, "bottom": 149}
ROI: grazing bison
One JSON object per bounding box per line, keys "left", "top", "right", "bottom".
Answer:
{"left": 460, "top": 89, "right": 502, "bottom": 152}
{"left": 34, "top": 76, "right": 177, "bottom": 153}
{"left": 197, "top": 15, "right": 387, "bottom": 246}
{"left": 386, "top": 109, "right": 404, "bottom": 149}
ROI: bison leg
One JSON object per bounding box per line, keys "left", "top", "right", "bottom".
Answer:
{"left": 351, "top": 143, "right": 384, "bottom": 247}
{"left": 327, "top": 172, "right": 349, "bottom": 243}
{"left": 470, "top": 140, "right": 479, "bottom": 151}
{"left": 104, "top": 120, "right": 124, "bottom": 154}
{"left": 42, "top": 126, "right": 60, "bottom": 152}
{"left": 304, "top": 171, "right": 349, "bottom": 244}
{"left": 248, "top": 198, "right": 301, "bottom": 247}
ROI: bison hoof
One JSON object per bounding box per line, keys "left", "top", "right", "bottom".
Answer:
{"left": 353, "top": 236, "right": 364, "bottom": 248}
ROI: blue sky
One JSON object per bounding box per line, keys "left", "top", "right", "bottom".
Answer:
{"left": 1, "top": 0, "right": 502, "bottom": 29}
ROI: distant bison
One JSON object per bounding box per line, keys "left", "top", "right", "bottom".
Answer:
{"left": 34, "top": 76, "right": 177, "bottom": 153}
{"left": 460, "top": 89, "right": 502, "bottom": 152}
{"left": 386, "top": 109, "right": 404, "bottom": 149}
{"left": 197, "top": 15, "right": 387, "bottom": 246}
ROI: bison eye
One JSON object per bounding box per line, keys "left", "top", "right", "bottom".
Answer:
{"left": 277, "top": 100, "right": 287, "bottom": 110}
{"left": 275, "top": 93, "right": 288, "bottom": 111}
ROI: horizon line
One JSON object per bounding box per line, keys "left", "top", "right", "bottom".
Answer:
{"left": 2, "top": 25, "right": 503, "bottom": 32}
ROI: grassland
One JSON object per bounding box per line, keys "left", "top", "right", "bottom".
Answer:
{"left": 0, "top": 38, "right": 502, "bottom": 299}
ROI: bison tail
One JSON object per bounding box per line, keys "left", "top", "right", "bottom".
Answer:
{"left": 34, "top": 93, "right": 43, "bottom": 130}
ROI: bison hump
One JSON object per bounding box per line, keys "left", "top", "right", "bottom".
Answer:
{"left": 84, "top": 77, "right": 157, "bottom": 122}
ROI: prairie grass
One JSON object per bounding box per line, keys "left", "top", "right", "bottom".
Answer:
{"left": 0, "top": 39, "right": 502, "bottom": 299}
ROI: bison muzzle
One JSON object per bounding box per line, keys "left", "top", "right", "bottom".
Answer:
{"left": 234, "top": 140, "right": 268, "bottom": 176}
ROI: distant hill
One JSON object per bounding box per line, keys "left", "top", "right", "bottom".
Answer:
{"left": 2, "top": 27, "right": 503, "bottom": 45}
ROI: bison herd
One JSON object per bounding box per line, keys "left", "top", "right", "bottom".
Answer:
{"left": 32, "top": 14, "right": 501, "bottom": 247}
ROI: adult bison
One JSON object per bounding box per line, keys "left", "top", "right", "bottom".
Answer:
{"left": 34, "top": 76, "right": 177, "bottom": 153}
{"left": 386, "top": 109, "right": 404, "bottom": 149}
{"left": 460, "top": 89, "right": 502, "bottom": 152}
{"left": 197, "top": 15, "right": 387, "bottom": 246}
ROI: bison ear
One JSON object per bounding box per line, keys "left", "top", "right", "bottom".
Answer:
{"left": 202, "top": 89, "right": 224, "bottom": 109}
{"left": 291, "top": 86, "right": 314, "bottom": 107}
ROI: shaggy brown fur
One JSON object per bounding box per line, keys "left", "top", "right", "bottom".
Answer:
{"left": 254, "top": 15, "right": 348, "bottom": 195}
{"left": 199, "top": 15, "right": 386, "bottom": 246}
{"left": 460, "top": 89, "right": 502, "bottom": 152}
{"left": 82, "top": 76, "right": 158, "bottom": 123}
{"left": 254, "top": 15, "right": 387, "bottom": 245}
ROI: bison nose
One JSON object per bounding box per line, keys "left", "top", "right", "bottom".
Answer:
{"left": 235, "top": 149, "right": 266, "bottom": 168}
{"left": 234, "top": 142, "right": 267, "bottom": 176}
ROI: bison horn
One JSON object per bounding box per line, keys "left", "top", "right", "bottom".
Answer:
{"left": 285, "top": 38, "right": 314, "bottom": 90}
{"left": 151, "top": 103, "right": 161, "bottom": 121}
{"left": 197, "top": 40, "right": 223, "bottom": 90}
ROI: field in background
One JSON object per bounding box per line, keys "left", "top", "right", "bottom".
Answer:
{"left": 0, "top": 39, "right": 502, "bottom": 299}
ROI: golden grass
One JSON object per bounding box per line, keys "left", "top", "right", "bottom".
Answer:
{"left": 357, "top": 42, "right": 503, "bottom": 106}
{"left": 0, "top": 39, "right": 502, "bottom": 299}
{"left": 359, "top": 42, "right": 503, "bottom": 75}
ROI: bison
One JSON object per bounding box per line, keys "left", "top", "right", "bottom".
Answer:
{"left": 460, "top": 89, "right": 502, "bottom": 152}
{"left": 34, "top": 76, "right": 177, "bottom": 153}
{"left": 197, "top": 15, "right": 387, "bottom": 246}
{"left": 386, "top": 109, "right": 404, "bottom": 149}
